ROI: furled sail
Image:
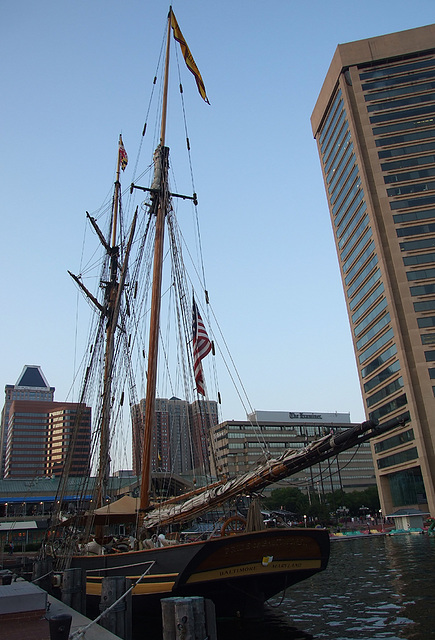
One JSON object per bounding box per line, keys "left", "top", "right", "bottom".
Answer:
{"left": 143, "top": 413, "right": 408, "bottom": 529}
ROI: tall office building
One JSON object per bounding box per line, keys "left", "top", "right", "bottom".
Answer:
{"left": 45, "top": 403, "right": 91, "bottom": 477}
{"left": 1, "top": 365, "right": 91, "bottom": 479}
{"left": 311, "top": 24, "right": 435, "bottom": 516}
{"left": 131, "top": 397, "right": 218, "bottom": 476}
{"left": 189, "top": 400, "right": 219, "bottom": 473}
{"left": 0, "top": 366, "right": 54, "bottom": 477}
{"left": 5, "top": 400, "right": 91, "bottom": 478}
{"left": 132, "top": 397, "right": 188, "bottom": 475}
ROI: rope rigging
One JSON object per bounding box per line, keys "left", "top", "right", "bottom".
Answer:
{"left": 46, "top": 12, "right": 266, "bottom": 551}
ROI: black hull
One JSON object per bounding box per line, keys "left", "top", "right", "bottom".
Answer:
{"left": 68, "top": 527, "right": 330, "bottom": 618}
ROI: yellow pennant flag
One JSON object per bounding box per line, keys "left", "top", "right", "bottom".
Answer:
{"left": 170, "top": 9, "right": 210, "bottom": 104}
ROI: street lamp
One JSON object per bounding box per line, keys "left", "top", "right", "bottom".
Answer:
{"left": 336, "top": 506, "right": 349, "bottom": 529}
{"left": 303, "top": 514, "right": 307, "bottom": 527}
{"left": 359, "top": 505, "right": 369, "bottom": 519}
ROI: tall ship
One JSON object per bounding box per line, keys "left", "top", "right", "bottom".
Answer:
{"left": 39, "top": 7, "right": 408, "bottom": 619}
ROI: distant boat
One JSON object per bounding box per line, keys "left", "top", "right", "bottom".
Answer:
{"left": 38, "top": 7, "right": 408, "bottom": 619}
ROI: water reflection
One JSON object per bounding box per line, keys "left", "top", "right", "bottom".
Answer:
{"left": 251, "top": 535, "right": 435, "bottom": 640}
{"left": 134, "top": 536, "right": 435, "bottom": 639}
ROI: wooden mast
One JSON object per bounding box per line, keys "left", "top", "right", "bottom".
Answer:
{"left": 111, "top": 136, "right": 123, "bottom": 247}
{"left": 96, "top": 135, "right": 123, "bottom": 511}
{"left": 139, "top": 9, "right": 172, "bottom": 513}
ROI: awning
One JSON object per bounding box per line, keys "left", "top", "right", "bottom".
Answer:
{"left": 0, "top": 521, "right": 38, "bottom": 531}
{"left": 59, "top": 495, "right": 141, "bottom": 527}
{"left": 2, "top": 495, "right": 92, "bottom": 503}
{"left": 92, "top": 496, "right": 141, "bottom": 524}
{"left": 386, "top": 508, "right": 430, "bottom": 518}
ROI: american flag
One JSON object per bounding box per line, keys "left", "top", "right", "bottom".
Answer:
{"left": 192, "top": 297, "right": 212, "bottom": 395}
{"left": 119, "top": 135, "right": 128, "bottom": 171}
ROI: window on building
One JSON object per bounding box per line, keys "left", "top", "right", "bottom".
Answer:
{"left": 374, "top": 428, "right": 414, "bottom": 453}
{"left": 360, "top": 344, "right": 398, "bottom": 378}
{"left": 356, "top": 313, "right": 391, "bottom": 351}
{"left": 363, "top": 360, "right": 401, "bottom": 393}
{"left": 407, "top": 268, "right": 435, "bottom": 281}
{"left": 389, "top": 466, "right": 426, "bottom": 507}
{"left": 377, "top": 446, "right": 418, "bottom": 469}
{"left": 414, "top": 300, "right": 435, "bottom": 312}
{"left": 350, "top": 270, "right": 382, "bottom": 312}
{"left": 368, "top": 393, "right": 407, "bottom": 422}
{"left": 391, "top": 195, "right": 435, "bottom": 210}
{"left": 355, "top": 298, "right": 388, "bottom": 337}
{"left": 404, "top": 251, "right": 435, "bottom": 266}
{"left": 359, "top": 328, "right": 394, "bottom": 364}
{"left": 411, "top": 283, "right": 435, "bottom": 296}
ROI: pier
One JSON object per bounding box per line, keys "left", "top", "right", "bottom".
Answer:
{"left": 0, "top": 580, "right": 122, "bottom": 640}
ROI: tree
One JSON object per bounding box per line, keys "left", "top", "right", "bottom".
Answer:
{"left": 324, "top": 486, "right": 380, "bottom": 517}
{"left": 264, "top": 485, "right": 380, "bottom": 523}
{"left": 326, "top": 489, "right": 347, "bottom": 513}
{"left": 348, "top": 486, "right": 380, "bottom": 516}
{"left": 264, "top": 487, "right": 309, "bottom": 516}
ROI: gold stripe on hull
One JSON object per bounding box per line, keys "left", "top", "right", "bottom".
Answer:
{"left": 87, "top": 574, "right": 177, "bottom": 597}
{"left": 186, "top": 559, "right": 321, "bottom": 584}
{"left": 86, "top": 559, "right": 321, "bottom": 597}
{"left": 87, "top": 581, "right": 176, "bottom": 597}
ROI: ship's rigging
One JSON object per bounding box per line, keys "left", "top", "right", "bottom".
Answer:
{"left": 38, "top": 7, "right": 409, "bottom": 620}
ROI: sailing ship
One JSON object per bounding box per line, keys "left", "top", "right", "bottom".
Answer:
{"left": 39, "top": 8, "right": 409, "bottom": 619}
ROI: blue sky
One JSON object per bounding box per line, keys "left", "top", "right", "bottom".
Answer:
{"left": 2, "top": 1, "right": 435, "bottom": 436}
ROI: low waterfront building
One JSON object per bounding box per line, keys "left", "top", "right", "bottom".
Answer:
{"left": 209, "top": 410, "right": 376, "bottom": 496}
{"left": 0, "top": 472, "right": 193, "bottom": 550}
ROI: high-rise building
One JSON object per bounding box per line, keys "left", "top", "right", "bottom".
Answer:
{"left": 0, "top": 366, "right": 54, "bottom": 477}
{"left": 209, "top": 410, "right": 376, "bottom": 495}
{"left": 0, "top": 365, "right": 91, "bottom": 479}
{"left": 131, "top": 397, "right": 218, "bottom": 476}
{"left": 311, "top": 24, "right": 435, "bottom": 516}
{"left": 189, "top": 400, "right": 219, "bottom": 473}
{"left": 157, "top": 397, "right": 190, "bottom": 475}
{"left": 5, "top": 400, "right": 91, "bottom": 478}
{"left": 45, "top": 403, "right": 91, "bottom": 477}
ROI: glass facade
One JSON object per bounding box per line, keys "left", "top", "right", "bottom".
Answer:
{"left": 360, "top": 54, "right": 435, "bottom": 417}
{"left": 389, "top": 467, "right": 427, "bottom": 506}
{"left": 313, "top": 27, "right": 435, "bottom": 515}
{"left": 377, "top": 446, "right": 418, "bottom": 470}
{"left": 364, "top": 51, "right": 435, "bottom": 499}
{"left": 318, "top": 88, "right": 400, "bottom": 421}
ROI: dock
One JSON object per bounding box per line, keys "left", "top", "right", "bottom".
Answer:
{"left": 0, "top": 579, "right": 122, "bottom": 640}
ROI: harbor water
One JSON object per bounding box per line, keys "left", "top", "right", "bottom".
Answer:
{"left": 216, "top": 534, "right": 435, "bottom": 640}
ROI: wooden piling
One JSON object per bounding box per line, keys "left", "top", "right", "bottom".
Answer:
{"left": 31, "top": 557, "right": 53, "bottom": 594}
{"left": 204, "top": 598, "right": 217, "bottom": 640}
{"left": 161, "top": 597, "right": 182, "bottom": 640}
{"left": 99, "top": 576, "right": 132, "bottom": 640}
{"left": 190, "top": 597, "right": 206, "bottom": 639}
{"left": 61, "top": 567, "right": 86, "bottom": 614}
{"left": 161, "top": 596, "right": 217, "bottom": 640}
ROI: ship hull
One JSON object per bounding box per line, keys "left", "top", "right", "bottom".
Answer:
{"left": 68, "top": 527, "right": 330, "bottom": 618}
